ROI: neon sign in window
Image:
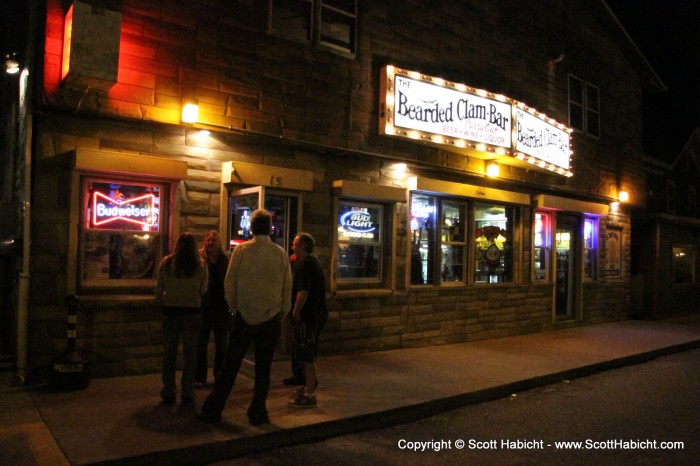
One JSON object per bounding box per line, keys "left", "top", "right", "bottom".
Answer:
{"left": 87, "top": 182, "right": 161, "bottom": 232}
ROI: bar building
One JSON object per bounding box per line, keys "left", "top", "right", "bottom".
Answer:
{"left": 10, "top": 0, "right": 669, "bottom": 380}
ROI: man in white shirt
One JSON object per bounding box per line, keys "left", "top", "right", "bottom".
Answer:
{"left": 200, "top": 209, "right": 292, "bottom": 425}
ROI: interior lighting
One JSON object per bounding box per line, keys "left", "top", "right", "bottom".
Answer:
{"left": 618, "top": 190, "right": 629, "bottom": 202}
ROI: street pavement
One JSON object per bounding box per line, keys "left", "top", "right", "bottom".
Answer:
{"left": 1, "top": 316, "right": 699, "bottom": 466}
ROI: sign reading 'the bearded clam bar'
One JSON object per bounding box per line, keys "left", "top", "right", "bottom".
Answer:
{"left": 379, "top": 65, "right": 573, "bottom": 177}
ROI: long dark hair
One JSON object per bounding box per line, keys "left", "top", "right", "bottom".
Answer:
{"left": 167, "top": 233, "right": 200, "bottom": 278}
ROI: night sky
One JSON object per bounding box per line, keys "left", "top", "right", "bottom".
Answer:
{"left": 605, "top": 0, "right": 700, "bottom": 161}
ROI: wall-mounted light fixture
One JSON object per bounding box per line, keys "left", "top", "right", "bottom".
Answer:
{"left": 618, "top": 190, "right": 629, "bottom": 203}
{"left": 181, "top": 100, "right": 199, "bottom": 124}
{"left": 4, "top": 53, "right": 19, "bottom": 74}
{"left": 486, "top": 162, "right": 499, "bottom": 178}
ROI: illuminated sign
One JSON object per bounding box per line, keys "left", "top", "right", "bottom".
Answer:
{"left": 338, "top": 205, "right": 380, "bottom": 242}
{"left": 92, "top": 191, "right": 156, "bottom": 229}
{"left": 514, "top": 108, "right": 570, "bottom": 171}
{"left": 379, "top": 65, "right": 573, "bottom": 177}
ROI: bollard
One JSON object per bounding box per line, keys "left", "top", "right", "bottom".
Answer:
{"left": 50, "top": 294, "right": 90, "bottom": 391}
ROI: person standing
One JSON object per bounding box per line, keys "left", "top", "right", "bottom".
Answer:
{"left": 199, "top": 209, "right": 292, "bottom": 425}
{"left": 155, "top": 233, "right": 208, "bottom": 405}
{"left": 283, "top": 251, "right": 306, "bottom": 386}
{"left": 287, "top": 232, "right": 327, "bottom": 409}
{"left": 195, "top": 230, "right": 230, "bottom": 386}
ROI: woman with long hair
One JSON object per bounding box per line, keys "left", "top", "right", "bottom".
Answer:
{"left": 155, "top": 233, "right": 208, "bottom": 405}
{"left": 195, "top": 230, "right": 230, "bottom": 386}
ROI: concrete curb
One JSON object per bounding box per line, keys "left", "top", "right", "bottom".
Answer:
{"left": 84, "top": 338, "right": 700, "bottom": 466}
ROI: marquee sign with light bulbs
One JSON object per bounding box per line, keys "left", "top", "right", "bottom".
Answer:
{"left": 379, "top": 65, "right": 573, "bottom": 177}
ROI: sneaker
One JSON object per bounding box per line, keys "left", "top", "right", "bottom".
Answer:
{"left": 288, "top": 394, "right": 316, "bottom": 409}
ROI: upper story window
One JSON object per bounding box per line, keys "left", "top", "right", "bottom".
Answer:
{"left": 568, "top": 75, "right": 600, "bottom": 138}
{"left": 269, "top": 0, "right": 357, "bottom": 56}
{"left": 80, "top": 177, "right": 166, "bottom": 289}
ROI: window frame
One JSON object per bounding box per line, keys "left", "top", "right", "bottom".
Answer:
{"left": 78, "top": 175, "right": 168, "bottom": 291}
{"left": 672, "top": 245, "right": 696, "bottom": 285}
{"left": 335, "top": 199, "right": 385, "bottom": 285}
{"left": 583, "top": 216, "right": 599, "bottom": 281}
{"left": 269, "top": 0, "right": 357, "bottom": 57}
{"left": 533, "top": 211, "right": 552, "bottom": 282}
{"left": 568, "top": 74, "right": 600, "bottom": 138}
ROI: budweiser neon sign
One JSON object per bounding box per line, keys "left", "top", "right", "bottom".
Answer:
{"left": 92, "top": 191, "right": 156, "bottom": 228}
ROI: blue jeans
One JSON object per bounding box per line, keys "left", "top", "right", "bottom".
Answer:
{"left": 201, "top": 312, "right": 281, "bottom": 421}
{"left": 161, "top": 313, "right": 202, "bottom": 401}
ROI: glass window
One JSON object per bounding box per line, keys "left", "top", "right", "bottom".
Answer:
{"left": 474, "top": 203, "right": 513, "bottom": 284}
{"left": 583, "top": 217, "right": 598, "bottom": 280}
{"left": 439, "top": 200, "right": 466, "bottom": 284}
{"left": 320, "top": 0, "right": 356, "bottom": 53}
{"left": 81, "top": 178, "right": 165, "bottom": 286}
{"left": 534, "top": 211, "right": 551, "bottom": 281}
{"left": 337, "top": 201, "right": 382, "bottom": 282}
{"left": 569, "top": 75, "right": 600, "bottom": 137}
{"left": 672, "top": 246, "right": 695, "bottom": 284}
{"left": 410, "top": 194, "right": 436, "bottom": 285}
{"left": 270, "top": 0, "right": 312, "bottom": 44}
{"left": 270, "top": 0, "right": 356, "bottom": 55}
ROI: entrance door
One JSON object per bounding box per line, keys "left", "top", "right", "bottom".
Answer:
{"left": 229, "top": 186, "right": 299, "bottom": 254}
{"left": 555, "top": 214, "right": 579, "bottom": 320}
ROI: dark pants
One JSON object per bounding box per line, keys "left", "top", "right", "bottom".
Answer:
{"left": 195, "top": 306, "right": 231, "bottom": 384}
{"left": 201, "top": 312, "right": 281, "bottom": 421}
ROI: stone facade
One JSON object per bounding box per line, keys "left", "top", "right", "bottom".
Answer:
{"left": 25, "top": 0, "right": 658, "bottom": 380}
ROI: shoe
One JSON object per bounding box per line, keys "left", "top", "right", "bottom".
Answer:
{"left": 248, "top": 414, "right": 270, "bottom": 426}
{"left": 161, "top": 396, "right": 176, "bottom": 405}
{"left": 283, "top": 376, "right": 305, "bottom": 386}
{"left": 288, "top": 394, "right": 316, "bottom": 409}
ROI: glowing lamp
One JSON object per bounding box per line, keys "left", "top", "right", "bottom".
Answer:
{"left": 4, "top": 54, "right": 19, "bottom": 74}
{"left": 618, "top": 190, "right": 629, "bottom": 203}
{"left": 486, "top": 162, "right": 499, "bottom": 178}
{"left": 181, "top": 101, "right": 199, "bottom": 124}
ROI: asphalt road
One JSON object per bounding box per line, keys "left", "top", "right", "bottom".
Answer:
{"left": 210, "top": 348, "right": 700, "bottom": 466}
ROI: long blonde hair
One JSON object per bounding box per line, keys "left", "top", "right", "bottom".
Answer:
{"left": 200, "top": 230, "right": 225, "bottom": 260}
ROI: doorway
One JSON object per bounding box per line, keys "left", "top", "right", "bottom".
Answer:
{"left": 229, "top": 186, "right": 300, "bottom": 255}
{"left": 555, "top": 214, "right": 580, "bottom": 320}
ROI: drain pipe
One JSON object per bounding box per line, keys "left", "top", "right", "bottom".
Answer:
{"left": 16, "top": 1, "right": 36, "bottom": 386}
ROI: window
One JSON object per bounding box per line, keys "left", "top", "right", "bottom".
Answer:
{"left": 568, "top": 75, "right": 600, "bottom": 137}
{"left": 270, "top": 0, "right": 356, "bottom": 55}
{"left": 672, "top": 246, "right": 696, "bottom": 284}
{"left": 336, "top": 201, "right": 383, "bottom": 283}
{"left": 474, "top": 203, "right": 514, "bottom": 284}
{"left": 583, "top": 217, "right": 599, "bottom": 280}
{"left": 534, "top": 211, "right": 552, "bottom": 281}
{"left": 410, "top": 194, "right": 515, "bottom": 285}
{"left": 80, "top": 177, "right": 165, "bottom": 288}
{"left": 666, "top": 180, "right": 676, "bottom": 213}
{"left": 410, "top": 195, "right": 468, "bottom": 286}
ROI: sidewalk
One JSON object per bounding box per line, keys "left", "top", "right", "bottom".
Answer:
{"left": 2, "top": 317, "right": 700, "bottom": 466}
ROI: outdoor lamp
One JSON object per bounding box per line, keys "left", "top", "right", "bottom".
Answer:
{"left": 618, "top": 190, "right": 629, "bottom": 202}
{"left": 5, "top": 54, "right": 19, "bottom": 74}
{"left": 181, "top": 100, "right": 199, "bottom": 124}
{"left": 486, "top": 162, "right": 499, "bottom": 178}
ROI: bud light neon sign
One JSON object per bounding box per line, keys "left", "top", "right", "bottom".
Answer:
{"left": 338, "top": 205, "right": 380, "bottom": 241}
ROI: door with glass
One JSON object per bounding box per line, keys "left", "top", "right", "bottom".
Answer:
{"left": 228, "top": 186, "right": 299, "bottom": 255}
{"left": 555, "top": 214, "right": 579, "bottom": 320}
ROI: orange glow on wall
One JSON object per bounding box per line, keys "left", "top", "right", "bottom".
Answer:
{"left": 61, "top": 4, "right": 73, "bottom": 81}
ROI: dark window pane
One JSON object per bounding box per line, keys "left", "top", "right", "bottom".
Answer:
{"left": 320, "top": 7, "right": 355, "bottom": 52}
{"left": 569, "top": 104, "right": 584, "bottom": 130}
{"left": 587, "top": 110, "right": 600, "bottom": 137}
{"left": 271, "top": 0, "right": 312, "bottom": 43}
{"left": 322, "top": 0, "right": 355, "bottom": 13}
{"left": 568, "top": 76, "right": 583, "bottom": 104}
